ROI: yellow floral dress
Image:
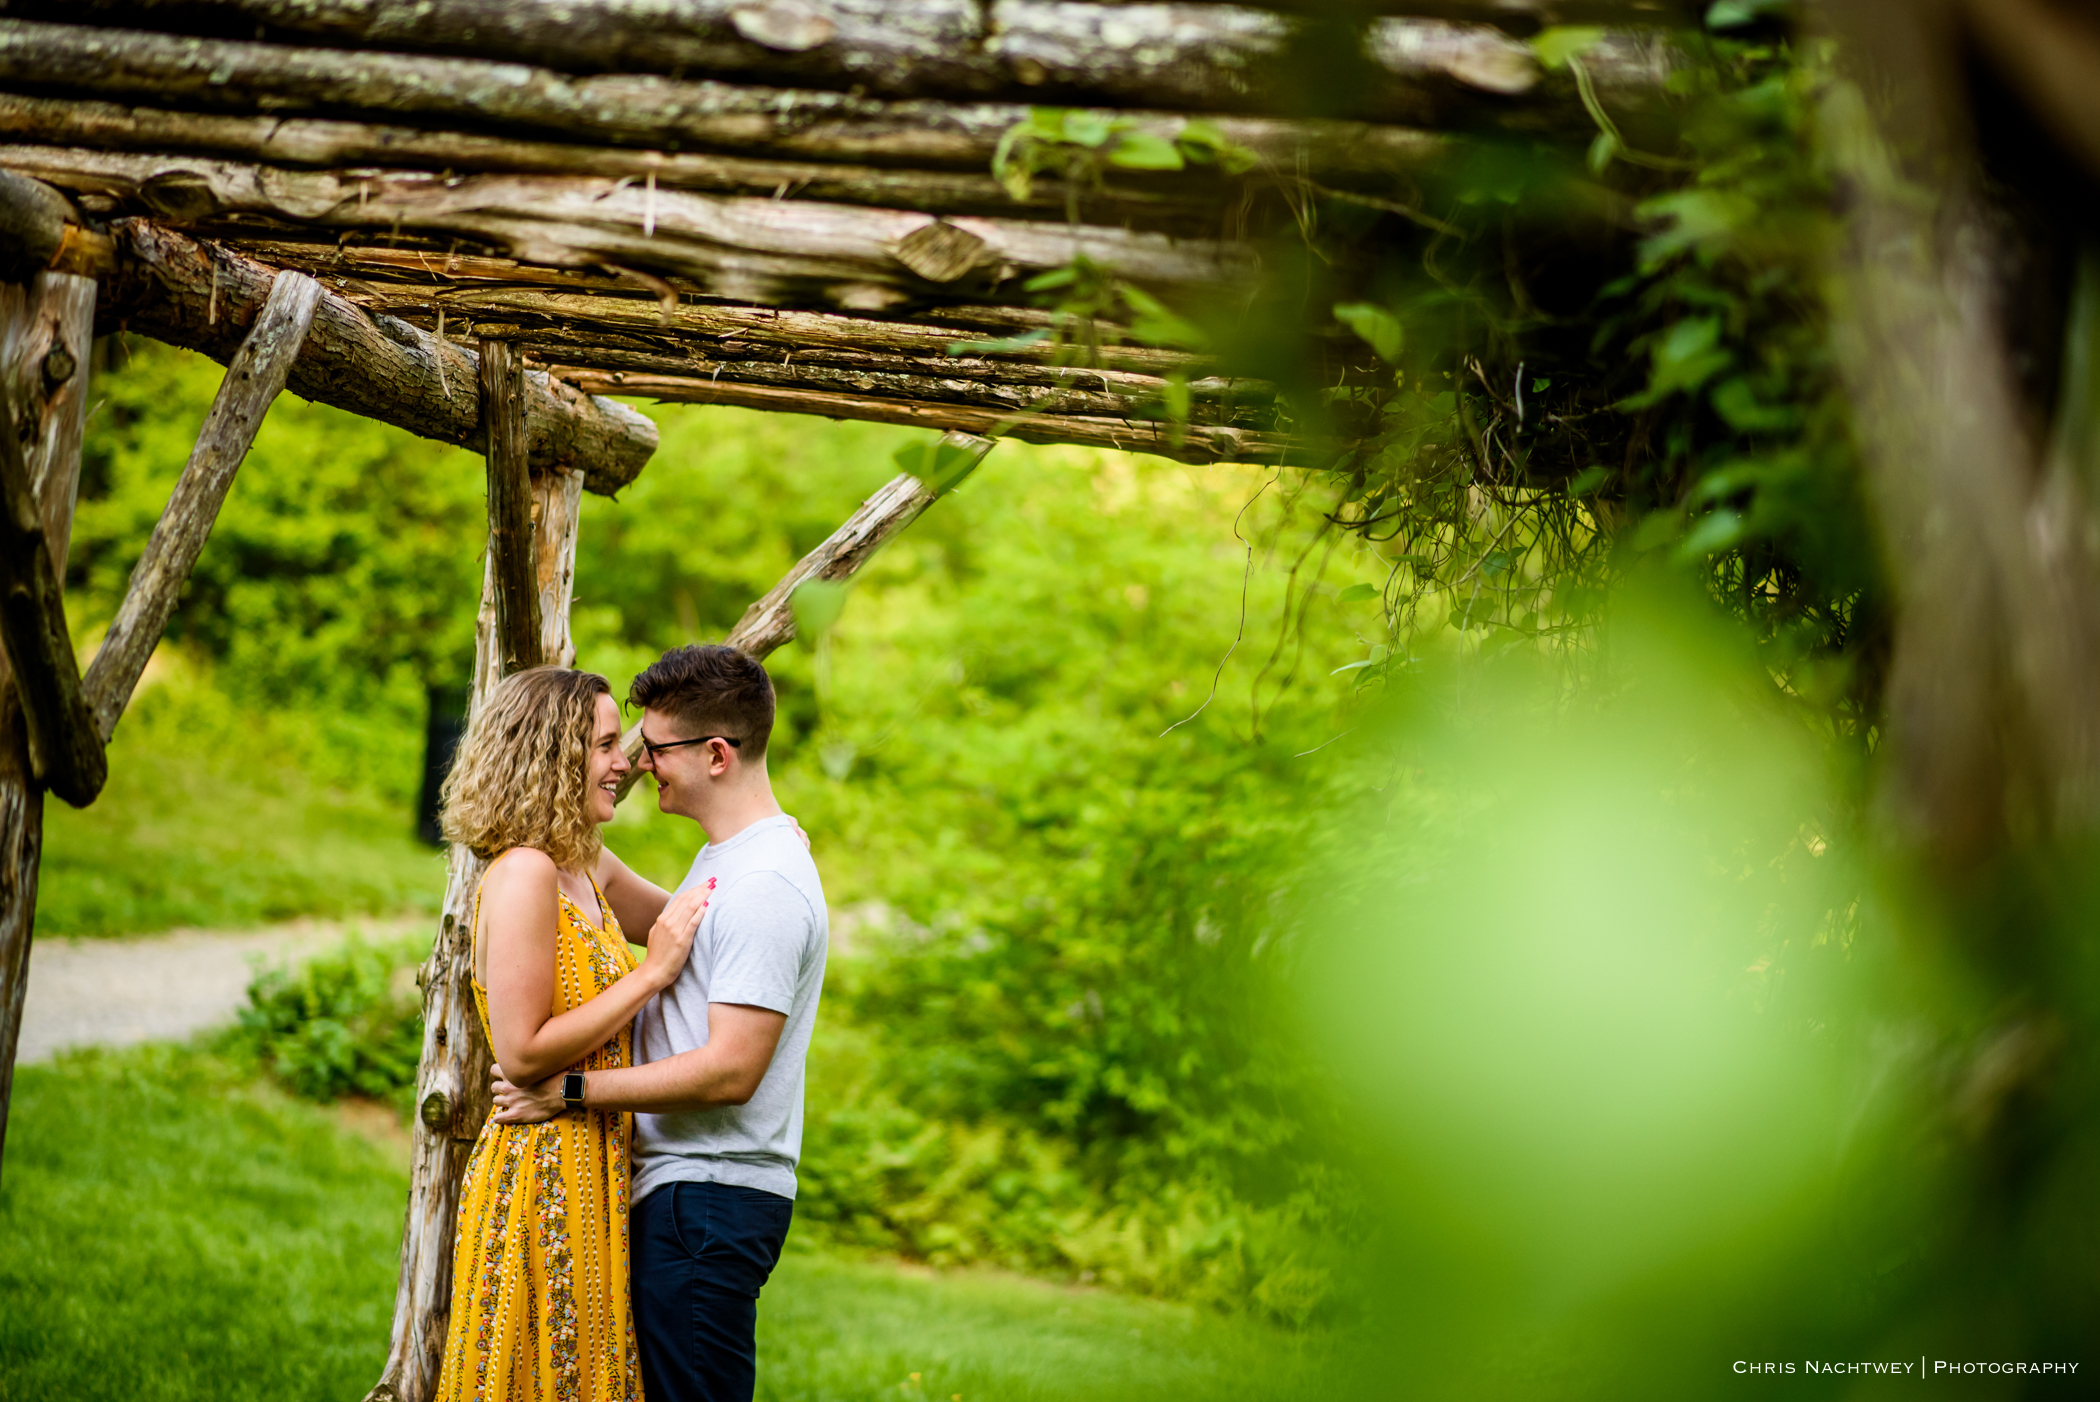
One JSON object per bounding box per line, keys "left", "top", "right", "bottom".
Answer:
{"left": 436, "top": 868, "right": 643, "bottom": 1402}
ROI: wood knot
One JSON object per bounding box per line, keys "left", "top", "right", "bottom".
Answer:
{"left": 419, "top": 1090, "right": 452, "bottom": 1133}
{"left": 892, "top": 221, "right": 992, "bottom": 284}
{"left": 137, "top": 170, "right": 221, "bottom": 224}
{"left": 41, "top": 344, "right": 75, "bottom": 392}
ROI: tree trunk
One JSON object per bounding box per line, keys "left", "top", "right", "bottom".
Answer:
{"left": 1824, "top": 0, "right": 2100, "bottom": 870}
{"left": 0, "top": 386, "right": 102, "bottom": 808}
{"left": 0, "top": 269, "right": 94, "bottom": 1184}
{"left": 81, "top": 270, "right": 323, "bottom": 744}
{"left": 0, "top": 12, "right": 1667, "bottom": 129}
{"left": 369, "top": 460, "right": 585, "bottom": 1402}
{"left": 4, "top": 145, "right": 1255, "bottom": 308}
{"left": 481, "top": 340, "right": 543, "bottom": 679}
{"left": 92, "top": 221, "right": 657, "bottom": 494}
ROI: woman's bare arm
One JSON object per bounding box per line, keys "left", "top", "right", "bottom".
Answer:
{"left": 481, "top": 848, "right": 712, "bottom": 1085}
{"left": 593, "top": 846, "right": 673, "bottom": 946}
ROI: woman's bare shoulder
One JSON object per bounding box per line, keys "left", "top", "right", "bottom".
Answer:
{"left": 482, "top": 846, "right": 560, "bottom": 896}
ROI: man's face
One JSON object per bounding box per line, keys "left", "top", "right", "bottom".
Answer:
{"left": 637, "top": 708, "right": 725, "bottom": 818}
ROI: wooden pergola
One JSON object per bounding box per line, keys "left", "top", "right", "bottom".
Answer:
{"left": 0, "top": 4, "right": 1685, "bottom": 1399}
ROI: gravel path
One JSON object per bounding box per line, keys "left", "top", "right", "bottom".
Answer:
{"left": 16, "top": 915, "right": 428, "bottom": 1064}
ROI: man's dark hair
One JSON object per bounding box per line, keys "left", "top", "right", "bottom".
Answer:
{"left": 628, "top": 644, "right": 776, "bottom": 758}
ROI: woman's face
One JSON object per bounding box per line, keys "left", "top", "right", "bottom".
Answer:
{"left": 584, "top": 692, "right": 629, "bottom": 826}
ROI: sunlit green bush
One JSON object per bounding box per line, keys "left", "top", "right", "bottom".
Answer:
{"left": 224, "top": 934, "right": 428, "bottom": 1104}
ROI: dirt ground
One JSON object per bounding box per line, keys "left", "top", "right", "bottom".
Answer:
{"left": 16, "top": 915, "right": 427, "bottom": 1065}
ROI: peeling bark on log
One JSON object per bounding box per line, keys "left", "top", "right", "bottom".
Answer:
{"left": 0, "top": 269, "right": 94, "bottom": 1186}
{"left": 614, "top": 434, "right": 995, "bottom": 799}
{"left": 480, "top": 340, "right": 542, "bottom": 679}
{"left": 80, "top": 270, "right": 322, "bottom": 743}
{"left": 91, "top": 221, "right": 657, "bottom": 493}
{"left": 372, "top": 462, "right": 583, "bottom": 1402}
{"left": 550, "top": 365, "right": 1319, "bottom": 466}
{"left": 2, "top": 10, "right": 1670, "bottom": 126}
{"left": 0, "top": 390, "right": 103, "bottom": 808}
{"left": 2, "top": 145, "right": 1255, "bottom": 308}
{"left": 0, "top": 94, "right": 1263, "bottom": 230}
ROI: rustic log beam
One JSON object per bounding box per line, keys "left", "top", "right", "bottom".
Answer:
{"left": 0, "top": 11, "right": 1671, "bottom": 126}
{"left": 0, "top": 94, "right": 1256, "bottom": 230}
{"left": 0, "top": 267, "right": 95, "bottom": 1186}
{"left": 0, "top": 394, "right": 103, "bottom": 807}
{"left": 229, "top": 249, "right": 1223, "bottom": 378}
{"left": 78, "top": 270, "right": 323, "bottom": 743}
{"left": 0, "top": 62, "right": 1451, "bottom": 190}
{"left": 480, "top": 340, "right": 542, "bottom": 679}
{"left": 92, "top": 220, "right": 657, "bottom": 493}
{"left": 548, "top": 366, "right": 1323, "bottom": 466}
{"left": 521, "top": 342, "right": 1283, "bottom": 429}
{"left": 614, "top": 433, "right": 995, "bottom": 800}
{"left": 1, "top": 145, "right": 1256, "bottom": 308}
{"left": 374, "top": 460, "right": 583, "bottom": 1402}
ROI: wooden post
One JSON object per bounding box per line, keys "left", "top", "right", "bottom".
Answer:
{"left": 0, "top": 391, "right": 103, "bottom": 807}
{"left": 480, "top": 339, "right": 541, "bottom": 680}
{"left": 81, "top": 270, "right": 323, "bottom": 742}
{"left": 367, "top": 459, "right": 584, "bottom": 1402}
{"left": 0, "top": 268, "right": 95, "bottom": 1182}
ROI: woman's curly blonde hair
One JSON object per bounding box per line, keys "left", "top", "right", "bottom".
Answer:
{"left": 439, "top": 666, "right": 611, "bottom": 870}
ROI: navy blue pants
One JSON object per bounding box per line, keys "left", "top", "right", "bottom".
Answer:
{"left": 632, "top": 1180, "right": 794, "bottom": 1402}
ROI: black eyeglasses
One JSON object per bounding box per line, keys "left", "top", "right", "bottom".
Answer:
{"left": 638, "top": 731, "right": 741, "bottom": 760}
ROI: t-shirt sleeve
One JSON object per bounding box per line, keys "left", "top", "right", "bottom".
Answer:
{"left": 705, "top": 870, "right": 813, "bottom": 1015}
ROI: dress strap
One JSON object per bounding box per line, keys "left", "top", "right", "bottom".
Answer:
{"left": 585, "top": 870, "right": 613, "bottom": 930}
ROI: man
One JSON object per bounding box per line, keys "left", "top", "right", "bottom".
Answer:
{"left": 494, "top": 643, "right": 827, "bottom": 1402}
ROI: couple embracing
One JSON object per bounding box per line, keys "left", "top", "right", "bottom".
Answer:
{"left": 431, "top": 643, "right": 826, "bottom": 1402}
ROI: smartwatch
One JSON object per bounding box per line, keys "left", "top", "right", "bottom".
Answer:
{"left": 562, "top": 1072, "right": 587, "bottom": 1112}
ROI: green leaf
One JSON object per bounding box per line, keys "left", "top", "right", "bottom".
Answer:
{"left": 791, "top": 579, "right": 851, "bottom": 637}
{"left": 1336, "top": 583, "right": 1380, "bottom": 605}
{"left": 1334, "top": 302, "right": 1404, "bottom": 363}
{"left": 1588, "top": 131, "right": 1619, "bottom": 174}
{"left": 1107, "top": 131, "right": 1185, "bottom": 170}
{"left": 1532, "top": 25, "right": 1607, "bottom": 69}
{"left": 1675, "top": 508, "right": 1746, "bottom": 561}
{"left": 1646, "top": 315, "right": 1732, "bottom": 398}
{"left": 1062, "top": 111, "right": 1116, "bottom": 148}
{"left": 1023, "top": 266, "right": 1079, "bottom": 293}
{"left": 1530, "top": 377, "right": 1552, "bottom": 392}
{"left": 1121, "top": 286, "right": 1208, "bottom": 350}
{"left": 1567, "top": 465, "right": 1609, "bottom": 497}
{"left": 1176, "top": 119, "right": 1260, "bottom": 175}
{"left": 1710, "top": 377, "right": 1802, "bottom": 433}
{"left": 1706, "top": 0, "right": 1788, "bottom": 28}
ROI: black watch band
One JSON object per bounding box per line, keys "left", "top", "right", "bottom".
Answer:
{"left": 562, "top": 1072, "right": 587, "bottom": 1111}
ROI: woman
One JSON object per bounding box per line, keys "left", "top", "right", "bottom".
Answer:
{"left": 434, "top": 666, "right": 713, "bottom": 1402}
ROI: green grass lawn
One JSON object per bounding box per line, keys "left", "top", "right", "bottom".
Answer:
{"left": 0, "top": 1046, "right": 1331, "bottom": 1402}
{"left": 35, "top": 676, "right": 446, "bottom": 937}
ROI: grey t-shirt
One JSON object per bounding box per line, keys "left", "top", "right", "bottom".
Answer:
{"left": 631, "top": 813, "right": 827, "bottom": 1204}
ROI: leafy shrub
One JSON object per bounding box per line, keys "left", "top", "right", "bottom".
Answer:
{"left": 225, "top": 934, "right": 427, "bottom": 1103}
